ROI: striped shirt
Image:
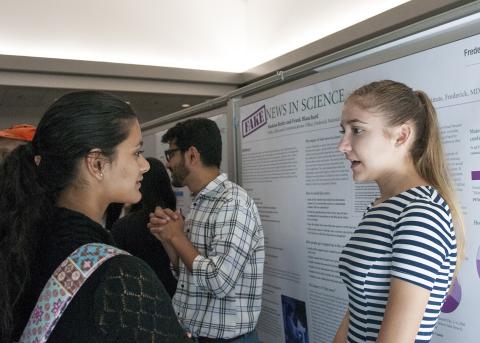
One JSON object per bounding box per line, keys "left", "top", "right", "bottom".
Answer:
{"left": 172, "top": 173, "right": 265, "bottom": 339}
{"left": 339, "top": 186, "right": 457, "bottom": 342}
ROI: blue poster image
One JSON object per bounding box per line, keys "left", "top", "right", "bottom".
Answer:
{"left": 281, "top": 295, "right": 309, "bottom": 343}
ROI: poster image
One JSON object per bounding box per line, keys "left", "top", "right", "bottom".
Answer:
{"left": 281, "top": 295, "right": 309, "bottom": 343}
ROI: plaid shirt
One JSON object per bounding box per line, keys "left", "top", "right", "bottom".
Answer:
{"left": 172, "top": 173, "right": 264, "bottom": 339}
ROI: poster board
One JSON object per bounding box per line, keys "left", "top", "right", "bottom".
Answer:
{"left": 238, "top": 12, "right": 480, "bottom": 343}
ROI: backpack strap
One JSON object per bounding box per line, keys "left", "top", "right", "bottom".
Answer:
{"left": 19, "top": 243, "right": 130, "bottom": 343}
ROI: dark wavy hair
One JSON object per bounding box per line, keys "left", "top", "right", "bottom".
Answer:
{"left": 162, "top": 117, "right": 222, "bottom": 168}
{"left": 132, "top": 157, "right": 176, "bottom": 214}
{"left": 104, "top": 158, "right": 176, "bottom": 230}
{"left": 0, "top": 91, "right": 136, "bottom": 341}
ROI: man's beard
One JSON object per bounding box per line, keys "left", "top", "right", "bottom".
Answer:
{"left": 171, "top": 159, "right": 190, "bottom": 188}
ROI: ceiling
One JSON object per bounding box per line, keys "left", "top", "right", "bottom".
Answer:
{"left": 0, "top": 0, "right": 411, "bottom": 72}
{"left": 0, "top": 0, "right": 468, "bottom": 129}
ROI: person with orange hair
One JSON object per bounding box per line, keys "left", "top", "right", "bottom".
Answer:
{"left": 0, "top": 124, "right": 36, "bottom": 162}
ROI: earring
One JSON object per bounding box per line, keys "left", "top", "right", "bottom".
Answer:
{"left": 99, "top": 172, "right": 104, "bottom": 178}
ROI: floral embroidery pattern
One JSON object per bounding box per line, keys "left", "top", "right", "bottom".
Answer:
{"left": 18, "top": 243, "right": 128, "bottom": 343}
{"left": 32, "top": 307, "right": 43, "bottom": 325}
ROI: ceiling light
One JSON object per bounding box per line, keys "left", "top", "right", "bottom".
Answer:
{"left": 181, "top": 104, "right": 190, "bottom": 108}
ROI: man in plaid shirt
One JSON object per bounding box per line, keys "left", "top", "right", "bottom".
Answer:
{"left": 149, "top": 118, "right": 264, "bottom": 343}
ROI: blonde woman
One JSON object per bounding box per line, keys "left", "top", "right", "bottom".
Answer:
{"left": 333, "top": 80, "right": 464, "bottom": 343}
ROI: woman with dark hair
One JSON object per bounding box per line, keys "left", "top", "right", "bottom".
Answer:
{"left": 0, "top": 91, "right": 190, "bottom": 342}
{"left": 112, "top": 157, "right": 178, "bottom": 297}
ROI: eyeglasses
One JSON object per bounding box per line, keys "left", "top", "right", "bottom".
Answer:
{"left": 164, "top": 148, "right": 181, "bottom": 162}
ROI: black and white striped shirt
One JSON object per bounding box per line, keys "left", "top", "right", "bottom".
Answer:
{"left": 339, "top": 186, "right": 457, "bottom": 342}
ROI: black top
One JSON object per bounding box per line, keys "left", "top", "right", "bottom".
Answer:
{"left": 111, "top": 210, "right": 178, "bottom": 298}
{"left": 13, "top": 207, "right": 190, "bottom": 343}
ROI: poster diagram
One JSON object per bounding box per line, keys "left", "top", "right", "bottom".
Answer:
{"left": 477, "top": 245, "right": 480, "bottom": 278}
{"left": 281, "top": 295, "right": 309, "bottom": 343}
{"left": 441, "top": 279, "right": 462, "bottom": 314}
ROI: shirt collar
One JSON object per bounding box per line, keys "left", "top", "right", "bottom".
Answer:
{"left": 196, "top": 173, "right": 227, "bottom": 199}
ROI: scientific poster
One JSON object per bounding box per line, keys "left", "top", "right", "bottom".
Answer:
{"left": 240, "top": 33, "right": 480, "bottom": 343}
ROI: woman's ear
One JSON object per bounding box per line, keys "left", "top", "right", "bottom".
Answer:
{"left": 394, "top": 123, "right": 413, "bottom": 148}
{"left": 86, "top": 149, "right": 106, "bottom": 180}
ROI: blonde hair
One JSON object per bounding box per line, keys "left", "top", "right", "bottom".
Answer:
{"left": 347, "top": 80, "right": 465, "bottom": 273}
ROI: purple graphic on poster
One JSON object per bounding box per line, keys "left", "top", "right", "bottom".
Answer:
{"left": 441, "top": 279, "right": 461, "bottom": 313}
{"left": 477, "top": 245, "right": 480, "bottom": 278}
{"left": 242, "top": 106, "right": 267, "bottom": 138}
{"left": 471, "top": 171, "right": 480, "bottom": 180}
